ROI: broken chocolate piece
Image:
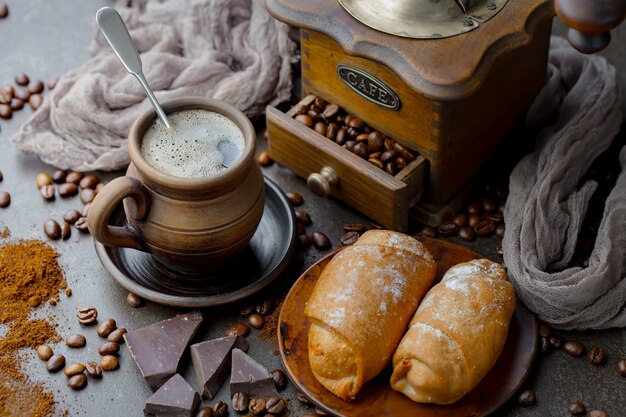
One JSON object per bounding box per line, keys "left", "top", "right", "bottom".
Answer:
{"left": 143, "top": 374, "right": 200, "bottom": 417}
{"left": 125, "top": 311, "right": 203, "bottom": 391}
{"left": 230, "top": 348, "right": 278, "bottom": 398}
{"left": 191, "top": 335, "right": 249, "bottom": 400}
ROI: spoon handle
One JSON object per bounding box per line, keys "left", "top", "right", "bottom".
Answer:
{"left": 96, "top": 7, "right": 171, "bottom": 128}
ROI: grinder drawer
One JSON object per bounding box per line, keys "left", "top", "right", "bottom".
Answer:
{"left": 266, "top": 95, "right": 427, "bottom": 232}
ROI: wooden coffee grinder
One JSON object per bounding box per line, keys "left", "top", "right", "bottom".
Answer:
{"left": 264, "top": 0, "right": 624, "bottom": 231}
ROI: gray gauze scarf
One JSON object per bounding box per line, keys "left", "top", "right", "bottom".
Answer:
{"left": 504, "top": 37, "right": 624, "bottom": 330}
{"left": 11, "top": 0, "right": 294, "bottom": 171}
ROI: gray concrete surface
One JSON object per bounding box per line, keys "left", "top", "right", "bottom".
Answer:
{"left": 0, "top": 1, "right": 624, "bottom": 416}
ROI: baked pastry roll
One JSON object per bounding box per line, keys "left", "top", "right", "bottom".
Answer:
{"left": 305, "top": 230, "right": 437, "bottom": 401}
{"left": 390, "top": 259, "right": 516, "bottom": 404}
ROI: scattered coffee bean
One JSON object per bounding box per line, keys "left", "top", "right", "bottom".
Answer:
{"left": 311, "top": 231, "right": 331, "bottom": 250}
{"left": 270, "top": 369, "right": 287, "bottom": 391}
{"left": 36, "top": 345, "right": 53, "bottom": 361}
{"left": 195, "top": 407, "right": 214, "bottom": 417}
{"left": 486, "top": 213, "right": 504, "bottom": 224}
{"left": 65, "top": 288, "right": 72, "bottom": 296}
{"left": 482, "top": 197, "right": 497, "bottom": 213}
{"left": 80, "top": 188, "right": 95, "bottom": 204}
{"left": 248, "top": 313, "right": 264, "bottom": 329}
{"left": 58, "top": 182, "right": 78, "bottom": 197}
{"left": 549, "top": 333, "right": 564, "bottom": 350}
{"left": 567, "top": 400, "right": 586, "bottom": 415}
{"left": 495, "top": 223, "right": 506, "bottom": 238}
{"left": 0, "top": 103, "right": 12, "bottom": 119}
{"left": 40, "top": 184, "right": 55, "bottom": 201}
{"left": 107, "top": 328, "right": 127, "bottom": 344}
{"left": 468, "top": 213, "right": 481, "bottom": 228}
{"left": 77, "top": 306, "right": 98, "bottom": 325}
{"left": 296, "top": 392, "right": 312, "bottom": 407}
{"left": 232, "top": 392, "right": 249, "bottom": 413}
{"left": 458, "top": 226, "right": 476, "bottom": 242}
{"left": 0, "top": 3, "right": 8, "bottom": 18}
{"left": 13, "top": 88, "right": 30, "bottom": 101}
{"left": 213, "top": 401, "right": 228, "bottom": 417}
{"left": 74, "top": 217, "right": 89, "bottom": 232}
{"left": 540, "top": 336, "right": 552, "bottom": 354}
{"left": 64, "top": 363, "right": 86, "bottom": 377}
{"left": 68, "top": 373, "right": 88, "bottom": 390}
{"left": 563, "top": 340, "right": 585, "bottom": 357}
{"left": 97, "top": 318, "right": 117, "bottom": 337}
{"left": 79, "top": 174, "right": 100, "bottom": 190}
{"left": 517, "top": 389, "right": 536, "bottom": 406}
{"left": 451, "top": 213, "right": 468, "bottom": 227}
{"left": 249, "top": 397, "right": 266, "bottom": 415}
{"left": 48, "top": 78, "right": 59, "bottom": 90}
{"left": 467, "top": 201, "right": 482, "bottom": 215}
{"left": 255, "top": 299, "right": 273, "bottom": 316}
{"left": 340, "top": 231, "right": 359, "bottom": 245}
{"left": 28, "top": 80, "right": 44, "bottom": 94}
{"left": 587, "top": 346, "right": 606, "bottom": 366}
{"left": 0, "top": 191, "right": 10, "bottom": 208}
{"left": 616, "top": 357, "right": 626, "bottom": 377}
{"left": 44, "top": 219, "right": 62, "bottom": 240}
{"left": 46, "top": 354, "right": 66, "bottom": 373}
{"left": 0, "top": 84, "right": 12, "bottom": 99}
{"left": 36, "top": 172, "right": 52, "bottom": 189}
{"left": 539, "top": 323, "right": 551, "bottom": 338}
{"left": 239, "top": 305, "right": 255, "bottom": 318}
{"left": 343, "top": 223, "right": 365, "bottom": 233}
{"left": 589, "top": 411, "right": 607, "bottom": 417}
{"left": 66, "top": 334, "right": 87, "bottom": 348}
{"left": 10, "top": 98, "right": 23, "bottom": 110}
{"left": 85, "top": 362, "right": 103, "bottom": 378}
{"left": 295, "top": 210, "right": 312, "bottom": 225}
{"left": 99, "top": 341, "right": 120, "bottom": 356}
{"left": 297, "top": 234, "right": 311, "bottom": 249}
{"left": 126, "top": 292, "right": 144, "bottom": 308}
{"left": 66, "top": 171, "right": 84, "bottom": 184}
{"left": 226, "top": 323, "right": 251, "bottom": 337}
{"left": 15, "top": 73, "right": 29, "bottom": 86}
{"left": 286, "top": 191, "right": 304, "bottom": 206}
{"left": 0, "top": 169, "right": 3, "bottom": 181}
{"left": 474, "top": 220, "right": 496, "bottom": 237}
{"left": 417, "top": 225, "right": 437, "bottom": 238}
{"left": 63, "top": 209, "right": 82, "bottom": 225}
{"left": 100, "top": 355, "right": 119, "bottom": 371}
{"left": 437, "top": 221, "right": 459, "bottom": 237}
{"left": 257, "top": 150, "right": 274, "bottom": 167}
{"left": 296, "top": 222, "right": 306, "bottom": 236}
{"left": 265, "top": 397, "right": 285, "bottom": 414}
{"left": 29, "top": 94, "right": 43, "bottom": 110}
{"left": 52, "top": 169, "right": 68, "bottom": 183}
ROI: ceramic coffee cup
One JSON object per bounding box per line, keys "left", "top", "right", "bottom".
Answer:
{"left": 88, "top": 97, "right": 265, "bottom": 273}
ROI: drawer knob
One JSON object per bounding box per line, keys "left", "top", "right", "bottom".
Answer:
{"left": 308, "top": 166, "right": 338, "bottom": 197}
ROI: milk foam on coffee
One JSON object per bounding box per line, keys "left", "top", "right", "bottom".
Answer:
{"left": 141, "top": 109, "right": 245, "bottom": 178}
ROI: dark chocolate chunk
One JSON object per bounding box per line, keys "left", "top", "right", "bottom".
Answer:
{"left": 125, "top": 311, "right": 203, "bottom": 391}
{"left": 143, "top": 374, "right": 200, "bottom": 417}
{"left": 191, "top": 335, "right": 249, "bottom": 400}
{"left": 230, "top": 348, "right": 278, "bottom": 398}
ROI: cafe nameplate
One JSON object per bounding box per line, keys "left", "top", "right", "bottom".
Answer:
{"left": 337, "top": 64, "right": 401, "bottom": 111}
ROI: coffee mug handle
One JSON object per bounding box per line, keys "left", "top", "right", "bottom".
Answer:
{"left": 88, "top": 176, "right": 150, "bottom": 251}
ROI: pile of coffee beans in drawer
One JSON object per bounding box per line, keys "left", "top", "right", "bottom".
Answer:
{"left": 293, "top": 96, "right": 419, "bottom": 176}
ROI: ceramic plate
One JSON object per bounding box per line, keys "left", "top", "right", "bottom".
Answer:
{"left": 94, "top": 178, "right": 296, "bottom": 307}
{"left": 278, "top": 237, "right": 537, "bottom": 417}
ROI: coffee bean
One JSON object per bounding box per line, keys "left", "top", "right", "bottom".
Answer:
{"left": 344, "top": 140, "right": 355, "bottom": 151}
{"left": 40, "top": 184, "right": 55, "bottom": 201}
{"left": 29, "top": 94, "right": 43, "bottom": 110}
{"left": 232, "top": 392, "right": 249, "bottom": 413}
{"left": 280, "top": 192, "right": 304, "bottom": 209}
{"left": 517, "top": 389, "right": 536, "bottom": 406}
{"left": 394, "top": 157, "right": 407, "bottom": 170}
{"left": 296, "top": 392, "right": 312, "bottom": 407}
{"left": 0, "top": 191, "right": 11, "bottom": 208}
{"left": 311, "top": 231, "right": 331, "bottom": 250}
{"left": 314, "top": 97, "right": 328, "bottom": 109}
{"left": 549, "top": 333, "right": 564, "bottom": 350}
{"left": 249, "top": 397, "right": 266, "bottom": 415}
{"left": 587, "top": 346, "right": 606, "bottom": 366}
{"left": 295, "top": 114, "right": 313, "bottom": 127}
{"left": 66, "top": 171, "right": 84, "bottom": 184}
{"left": 270, "top": 369, "right": 287, "bottom": 391}
{"left": 248, "top": 313, "right": 264, "bottom": 329}
{"left": 63, "top": 209, "right": 81, "bottom": 225}
{"left": 13, "top": 88, "right": 30, "bottom": 101}
{"left": 195, "top": 407, "right": 214, "bottom": 417}
{"left": 341, "top": 231, "right": 359, "bottom": 245}
{"left": 79, "top": 174, "right": 99, "bottom": 190}
{"left": 415, "top": 225, "right": 436, "bottom": 238}
{"left": 0, "top": 103, "right": 12, "bottom": 119}
{"left": 44, "top": 219, "right": 62, "bottom": 240}
{"left": 46, "top": 354, "right": 66, "bottom": 373}
{"left": 75, "top": 217, "right": 89, "bottom": 232}
{"left": 467, "top": 201, "right": 482, "bottom": 215}
{"left": 68, "top": 374, "right": 88, "bottom": 390}
{"left": 540, "top": 336, "right": 552, "bottom": 354}
{"left": 326, "top": 122, "right": 338, "bottom": 140}
{"left": 36, "top": 345, "right": 53, "bottom": 361}
{"left": 335, "top": 128, "right": 347, "bottom": 145}
{"left": 64, "top": 363, "right": 86, "bottom": 377}
{"left": 0, "top": 88, "right": 10, "bottom": 105}
{"left": 265, "top": 398, "right": 285, "bottom": 414}
{"left": 95, "top": 182, "right": 106, "bottom": 193}
{"left": 495, "top": 223, "right": 506, "bottom": 238}
{"left": 77, "top": 306, "right": 98, "bottom": 325}
{"left": 563, "top": 340, "right": 585, "bottom": 357}
{"left": 107, "top": 328, "right": 127, "bottom": 344}
{"left": 0, "top": 84, "right": 13, "bottom": 99}
{"left": 538, "top": 323, "right": 551, "bottom": 338}
{"left": 257, "top": 150, "right": 274, "bottom": 167}
{"left": 85, "top": 362, "right": 102, "bottom": 378}
{"left": 313, "top": 121, "right": 327, "bottom": 136}
{"left": 48, "top": 78, "right": 59, "bottom": 90}
{"left": 385, "top": 162, "right": 398, "bottom": 176}
{"left": 295, "top": 209, "right": 312, "bottom": 225}
{"left": 126, "top": 292, "right": 143, "bottom": 308}
{"left": 307, "top": 109, "right": 320, "bottom": 120}
{"left": 486, "top": 213, "right": 504, "bottom": 224}
{"left": 437, "top": 221, "right": 459, "bottom": 237}
{"left": 0, "top": 170, "right": 3, "bottom": 182}
{"left": 256, "top": 299, "right": 273, "bottom": 316}
{"left": 353, "top": 142, "right": 369, "bottom": 159}
{"left": 100, "top": 355, "right": 119, "bottom": 371}
{"left": 567, "top": 400, "right": 586, "bottom": 415}
{"left": 451, "top": 213, "right": 468, "bottom": 227}
{"left": 468, "top": 213, "right": 480, "bottom": 228}
{"left": 15, "top": 73, "right": 29, "bottom": 86}
{"left": 343, "top": 223, "right": 365, "bottom": 233}
{"left": 589, "top": 411, "right": 607, "bottom": 417}
{"left": 97, "top": 318, "right": 117, "bottom": 337}
{"left": 368, "top": 158, "right": 384, "bottom": 170}
{"left": 58, "top": 182, "right": 78, "bottom": 197}
{"left": 616, "top": 357, "right": 626, "bottom": 376}
{"left": 226, "top": 323, "right": 250, "bottom": 337}
{"left": 99, "top": 341, "right": 120, "bottom": 356}
{"left": 297, "top": 234, "right": 311, "bottom": 249}
{"left": 66, "top": 334, "right": 87, "bottom": 348}
{"left": 322, "top": 103, "right": 340, "bottom": 120}
{"left": 348, "top": 118, "right": 364, "bottom": 129}
{"left": 474, "top": 220, "right": 496, "bottom": 237}
{"left": 458, "top": 226, "right": 476, "bottom": 242}
{"left": 10, "top": 98, "right": 23, "bottom": 110}
{"left": 36, "top": 172, "right": 52, "bottom": 189}
{"left": 239, "top": 305, "right": 255, "bottom": 318}
{"left": 213, "top": 401, "right": 228, "bottom": 417}
{"left": 52, "top": 169, "right": 68, "bottom": 183}
{"left": 28, "top": 80, "right": 44, "bottom": 94}
{"left": 482, "top": 197, "right": 497, "bottom": 213}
